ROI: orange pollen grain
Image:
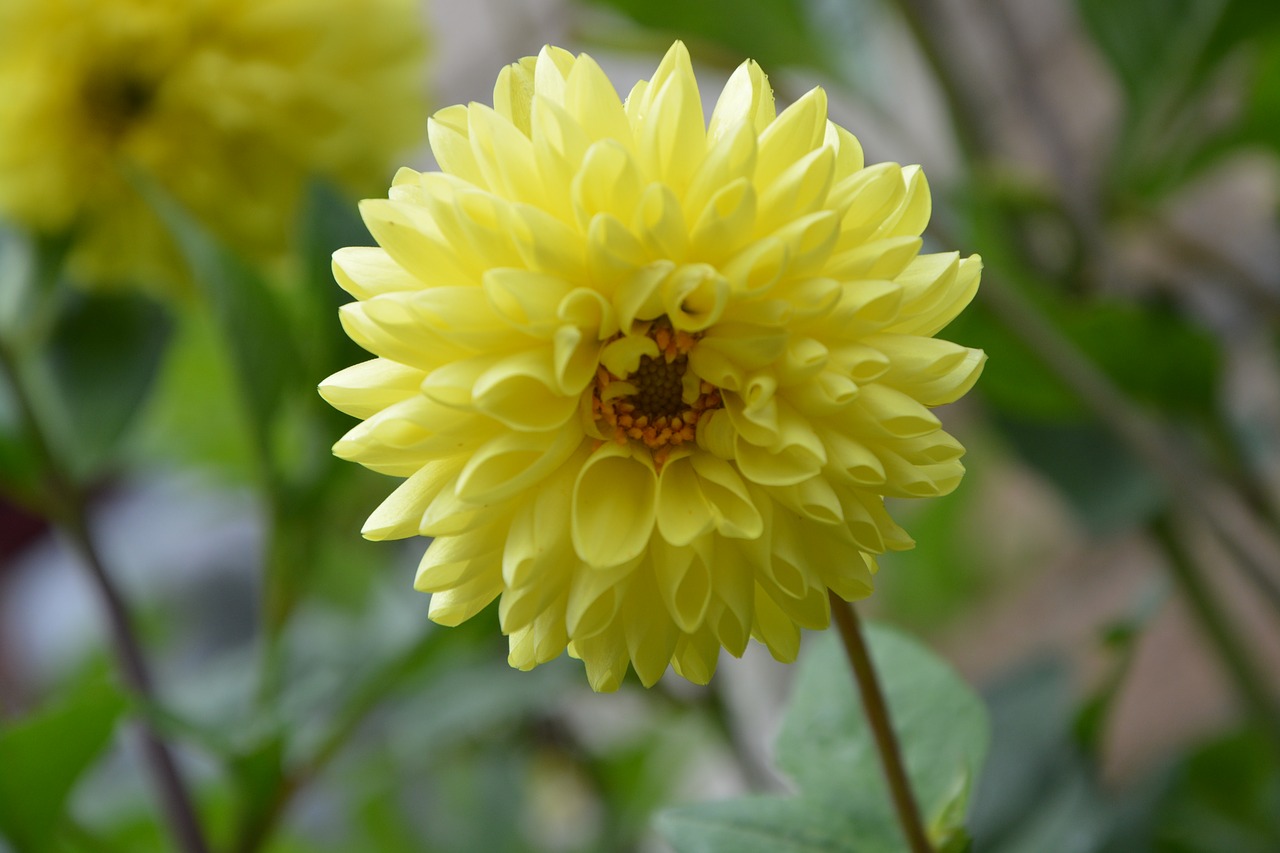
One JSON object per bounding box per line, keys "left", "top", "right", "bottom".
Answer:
{"left": 590, "top": 319, "right": 723, "bottom": 467}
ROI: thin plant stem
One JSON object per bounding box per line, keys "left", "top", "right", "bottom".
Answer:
{"left": 0, "top": 344, "right": 210, "bottom": 853}
{"left": 828, "top": 592, "right": 935, "bottom": 853}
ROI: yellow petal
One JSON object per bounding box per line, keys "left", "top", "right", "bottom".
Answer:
{"left": 866, "top": 334, "right": 987, "bottom": 406}
{"left": 428, "top": 104, "right": 484, "bottom": 187}
{"left": 688, "top": 176, "right": 757, "bottom": 262}
{"left": 600, "top": 333, "right": 660, "bottom": 377}
{"left": 751, "top": 586, "right": 801, "bottom": 663}
{"left": 884, "top": 252, "right": 983, "bottom": 337}
{"left": 707, "top": 59, "right": 774, "bottom": 143}
{"left": 756, "top": 86, "right": 827, "bottom": 190}
{"left": 572, "top": 139, "right": 644, "bottom": 228}
{"left": 636, "top": 42, "right": 705, "bottom": 193}
{"left": 483, "top": 269, "right": 574, "bottom": 336}
{"left": 467, "top": 103, "right": 543, "bottom": 204}
{"left": 661, "top": 263, "right": 729, "bottom": 332}
{"left": 358, "top": 198, "right": 471, "bottom": 286}
{"left": 533, "top": 45, "right": 577, "bottom": 107}
{"left": 851, "top": 384, "right": 941, "bottom": 439}
{"left": 671, "top": 629, "right": 721, "bottom": 684}
{"left": 564, "top": 53, "right": 632, "bottom": 147}
{"left": 651, "top": 535, "right": 713, "bottom": 633}
{"left": 427, "top": 570, "right": 505, "bottom": 626}
{"left": 332, "top": 246, "right": 423, "bottom": 299}
{"left": 361, "top": 458, "right": 462, "bottom": 540}
{"left": 656, "top": 454, "right": 716, "bottom": 546}
{"left": 691, "top": 453, "right": 763, "bottom": 539}
{"left": 756, "top": 146, "right": 834, "bottom": 236}
{"left": 623, "top": 574, "right": 679, "bottom": 685}
{"left": 572, "top": 444, "right": 657, "bottom": 567}
{"left": 319, "top": 358, "right": 426, "bottom": 420}
{"left": 493, "top": 55, "right": 538, "bottom": 135}
{"left": 456, "top": 421, "right": 583, "bottom": 503}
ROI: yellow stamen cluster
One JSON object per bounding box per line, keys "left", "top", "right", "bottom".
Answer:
{"left": 592, "top": 321, "right": 723, "bottom": 467}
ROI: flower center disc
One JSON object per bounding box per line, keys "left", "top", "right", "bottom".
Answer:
{"left": 630, "top": 353, "right": 686, "bottom": 418}
{"left": 591, "top": 319, "right": 723, "bottom": 467}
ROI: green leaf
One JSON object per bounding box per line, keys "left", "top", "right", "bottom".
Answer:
{"left": 1076, "top": 0, "right": 1280, "bottom": 196}
{"left": 659, "top": 797, "right": 901, "bottom": 853}
{"left": 1236, "top": 34, "right": 1280, "bottom": 154}
{"left": 294, "top": 180, "right": 372, "bottom": 381}
{"left": 659, "top": 625, "right": 990, "bottom": 852}
{"left": 877, "top": 475, "right": 986, "bottom": 631}
{"left": 1076, "top": 0, "right": 1214, "bottom": 111}
{"left": 227, "top": 732, "right": 287, "bottom": 850}
{"left": 126, "top": 307, "right": 257, "bottom": 480}
{"left": 1099, "top": 728, "right": 1280, "bottom": 853}
{"left": 0, "top": 387, "right": 42, "bottom": 505}
{"left": 142, "top": 179, "right": 300, "bottom": 458}
{"left": 948, "top": 295, "right": 1220, "bottom": 423}
{"left": 0, "top": 680, "right": 126, "bottom": 852}
{"left": 46, "top": 290, "right": 172, "bottom": 475}
{"left": 995, "top": 417, "right": 1163, "bottom": 536}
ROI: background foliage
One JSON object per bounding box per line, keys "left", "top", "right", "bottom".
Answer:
{"left": 3, "top": 0, "right": 1280, "bottom": 851}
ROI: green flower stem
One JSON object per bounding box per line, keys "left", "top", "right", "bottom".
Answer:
{"left": 829, "top": 592, "right": 935, "bottom": 853}
{"left": 0, "top": 343, "right": 211, "bottom": 853}
{"left": 1151, "top": 513, "right": 1280, "bottom": 750}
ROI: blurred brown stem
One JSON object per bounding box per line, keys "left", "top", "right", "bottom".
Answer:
{"left": 1151, "top": 513, "right": 1280, "bottom": 751}
{"left": 888, "top": 0, "right": 1280, "bottom": 628}
{"left": 829, "top": 592, "right": 935, "bottom": 853}
{"left": 0, "top": 343, "right": 210, "bottom": 853}
{"left": 977, "top": 272, "right": 1280, "bottom": 625}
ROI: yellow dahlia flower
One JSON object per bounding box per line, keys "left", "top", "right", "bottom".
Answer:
{"left": 0, "top": 0, "right": 427, "bottom": 291}
{"left": 321, "top": 43, "right": 985, "bottom": 691}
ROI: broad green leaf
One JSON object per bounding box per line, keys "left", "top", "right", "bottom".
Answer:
{"left": 46, "top": 290, "right": 172, "bottom": 476}
{"left": 967, "top": 662, "right": 1116, "bottom": 853}
{"left": 659, "top": 797, "right": 901, "bottom": 853}
{"left": 227, "top": 732, "right": 287, "bottom": 851}
{"left": 878, "top": 474, "right": 986, "bottom": 631}
{"left": 1099, "top": 728, "right": 1280, "bottom": 853}
{"left": 126, "top": 307, "right": 256, "bottom": 480}
{"left": 1236, "top": 34, "right": 1280, "bottom": 154}
{"left": 659, "top": 625, "right": 989, "bottom": 853}
{"left": 0, "top": 680, "right": 126, "bottom": 852}
{"left": 994, "top": 418, "right": 1163, "bottom": 536}
{"left": 1077, "top": 0, "right": 1280, "bottom": 196}
{"left": 968, "top": 662, "right": 1074, "bottom": 847}
{"left": 143, "top": 180, "right": 300, "bottom": 457}
{"left": 294, "top": 181, "right": 373, "bottom": 380}
{"left": 1075, "top": 0, "right": 1214, "bottom": 111}
{"left": 0, "top": 386, "right": 42, "bottom": 505}
{"left": 948, "top": 296, "right": 1220, "bottom": 423}
{"left": 777, "top": 627, "right": 989, "bottom": 845}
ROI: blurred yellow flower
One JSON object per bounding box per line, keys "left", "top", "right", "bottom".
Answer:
{"left": 0, "top": 0, "right": 428, "bottom": 291}
{"left": 321, "top": 43, "right": 985, "bottom": 691}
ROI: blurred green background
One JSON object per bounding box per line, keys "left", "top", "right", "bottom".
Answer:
{"left": 3, "top": 0, "right": 1280, "bottom": 851}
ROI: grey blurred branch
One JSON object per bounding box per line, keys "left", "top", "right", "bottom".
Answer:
{"left": 0, "top": 342, "right": 210, "bottom": 853}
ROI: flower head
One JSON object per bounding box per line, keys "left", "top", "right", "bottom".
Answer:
{"left": 321, "top": 43, "right": 985, "bottom": 691}
{"left": 0, "top": 0, "right": 428, "bottom": 291}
